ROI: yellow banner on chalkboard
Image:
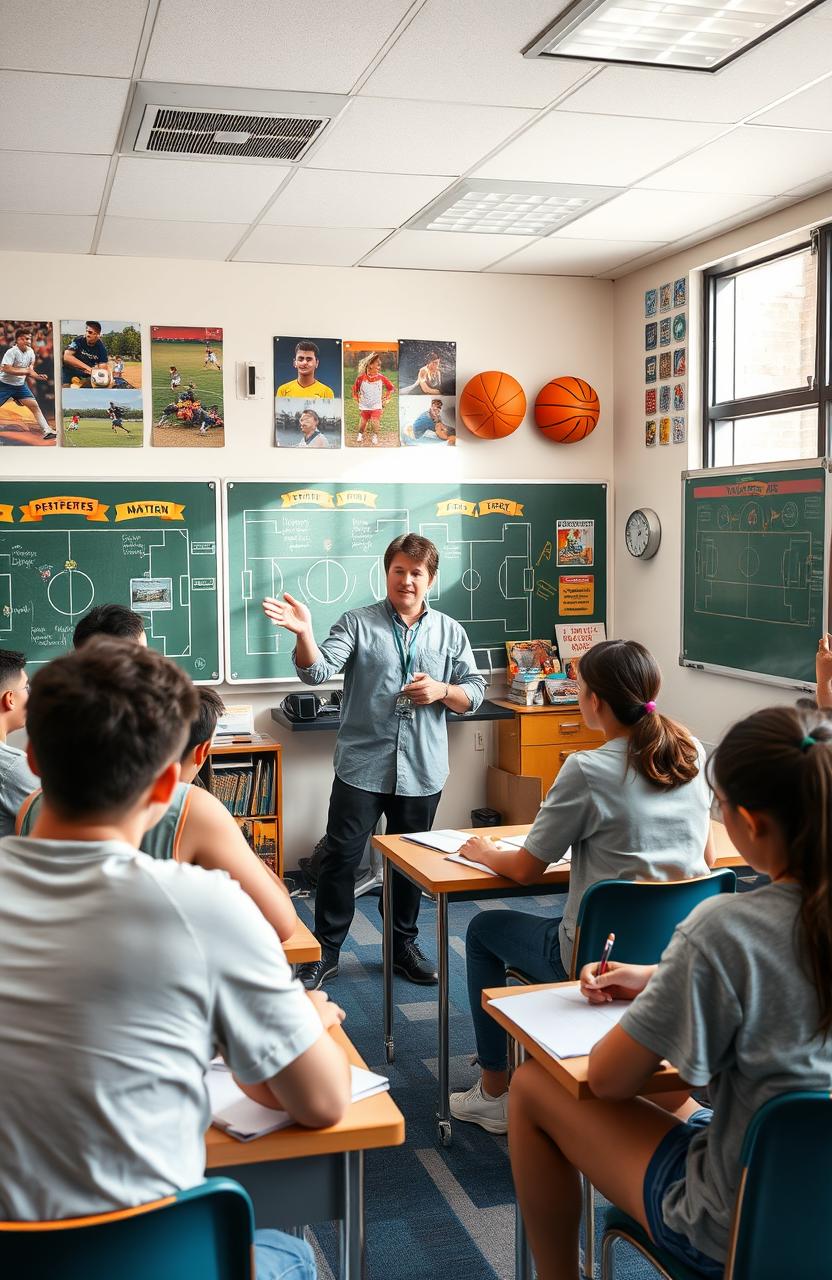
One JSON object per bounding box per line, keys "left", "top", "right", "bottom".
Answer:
{"left": 19, "top": 497, "right": 109, "bottom": 523}
{"left": 0, "top": 505, "right": 13, "bottom": 523}
{"left": 114, "top": 501, "right": 185, "bottom": 522}
{"left": 436, "top": 499, "right": 478, "bottom": 517}
{"left": 280, "top": 489, "right": 335, "bottom": 509}
{"left": 335, "top": 490, "right": 377, "bottom": 508}
{"left": 478, "top": 498, "right": 524, "bottom": 517}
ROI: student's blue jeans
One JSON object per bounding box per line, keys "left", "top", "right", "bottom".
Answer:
{"left": 254, "top": 1229, "right": 316, "bottom": 1279}
{"left": 466, "top": 903, "right": 568, "bottom": 1072}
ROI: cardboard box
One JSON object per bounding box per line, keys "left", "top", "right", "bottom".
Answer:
{"left": 486, "top": 765, "right": 542, "bottom": 826}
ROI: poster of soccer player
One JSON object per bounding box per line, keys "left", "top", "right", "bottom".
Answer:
{"left": 273, "top": 335, "right": 342, "bottom": 449}
{"left": 61, "top": 319, "right": 142, "bottom": 390}
{"left": 62, "top": 388, "right": 143, "bottom": 449}
{"left": 343, "top": 340, "right": 399, "bottom": 449}
{"left": 398, "top": 338, "right": 456, "bottom": 447}
{"left": 150, "top": 326, "right": 225, "bottom": 448}
{"left": 0, "top": 320, "right": 57, "bottom": 447}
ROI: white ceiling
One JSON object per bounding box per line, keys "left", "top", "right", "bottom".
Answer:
{"left": 2, "top": 0, "right": 831, "bottom": 279}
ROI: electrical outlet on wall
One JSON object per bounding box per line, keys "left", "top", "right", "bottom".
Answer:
{"left": 474, "top": 729, "right": 485, "bottom": 751}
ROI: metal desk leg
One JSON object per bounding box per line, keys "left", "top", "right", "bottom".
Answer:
{"left": 339, "top": 1150, "right": 365, "bottom": 1280}
{"left": 513, "top": 1043, "right": 534, "bottom": 1280}
{"left": 383, "top": 860, "right": 395, "bottom": 1064}
{"left": 436, "top": 892, "right": 451, "bottom": 1146}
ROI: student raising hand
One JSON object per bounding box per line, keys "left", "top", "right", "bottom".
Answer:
{"left": 817, "top": 634, "right": 832, "bottom": 709}
{"left": 579, "top": 960, "right": 655, "bottom": 1004}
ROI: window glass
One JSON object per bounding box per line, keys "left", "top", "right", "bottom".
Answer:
{"left": 727, "top": 409, "right": 819, "bottom": 466}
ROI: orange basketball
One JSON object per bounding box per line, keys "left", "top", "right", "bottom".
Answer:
{"left": 535, "top": 376, "right": 600, "bottom": 443}
{"left": 459, "top": 371, "right": 526, "bottom": 439}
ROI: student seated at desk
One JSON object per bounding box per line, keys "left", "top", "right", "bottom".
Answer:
{"left": 0, "top": 649, "right": 38, "bottom": 838}
{"left": 509, "top": 704, "right": 832, "bottom": 1280}
{"left": 450, "top": 640, "right": 713, "bottom": 1134}
{"left": 0, "top": 639, "right": 350, "bottom": 1280}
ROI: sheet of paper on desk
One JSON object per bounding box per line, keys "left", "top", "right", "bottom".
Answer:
{"left": 445, "top": 850, "right": 571, "bottom": 876}
{"left": 206, "top": 1063, "right": 390, "bottom": 1141}
{"left": 488, "top": 986, "right": 627, "bottom": 1059}
{"left": 402, "top": 829, "right": 468, "bottom": 853}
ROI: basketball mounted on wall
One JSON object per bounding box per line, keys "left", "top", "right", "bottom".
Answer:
{"left": 459, "top": 371, "right": 526, "bottom": 439}
{"left": 535, "top": 376, "right": 600, "bottom": 443}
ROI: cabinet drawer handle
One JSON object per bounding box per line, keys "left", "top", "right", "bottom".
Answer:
{"left": 559, "top": 748, "right": 579, "bottom": 761}
{"left": 558, "top": 722, "right": 581, "bottom": 733}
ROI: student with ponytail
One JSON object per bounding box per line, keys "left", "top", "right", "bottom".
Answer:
{"left": 450, "top": 639, "right": 713, "bottom": 1133}
{"left": 507, "top": 703, "right": 832, "bottom": 1279}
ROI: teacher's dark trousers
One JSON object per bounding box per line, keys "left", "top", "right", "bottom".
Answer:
{"left": 314, "top": 775, "right": 441, "bottom": 953}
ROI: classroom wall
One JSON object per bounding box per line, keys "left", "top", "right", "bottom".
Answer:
{"left": 0, "top": 250, "right": 613, "bottom": 864}
{"left": 613, "top": 189, "right": 832, "bottom": 748}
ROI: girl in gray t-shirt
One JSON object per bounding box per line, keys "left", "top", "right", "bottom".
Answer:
{"left": 450, "top": 640, "right": 712, "bottom": 1135}
{"left": 509, "top": 702, "right": 832, "bottom": 1278}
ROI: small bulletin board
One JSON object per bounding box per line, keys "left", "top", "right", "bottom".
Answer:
{"left": 681, "top": 460, "right": 829, "bottom": 689}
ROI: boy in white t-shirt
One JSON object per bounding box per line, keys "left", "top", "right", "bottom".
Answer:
{"left": 351, "top": 352, "right": 393, "bottom": 446}
{"left": 0, "top": 328, "right": 56, "bottom": 440}
{"left": 0, "top": 638, "right": 350, "bottom": 1278}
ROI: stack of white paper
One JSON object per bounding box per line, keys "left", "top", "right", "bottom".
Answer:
{"left": 402, "top": 829, "right": 469, "bottom": 854}
{"left": 445, "top": 848, "right": 571, "bottom": 876}
{"left": 488, "top": 985, "right": 627, "bottom": 1059}
{"left": 207, "top": 1063, "right": 390, "bottom": 1142}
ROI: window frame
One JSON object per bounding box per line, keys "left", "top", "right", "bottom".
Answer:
{"left": 702, "top": 222, "right": 832, "bottom": 467}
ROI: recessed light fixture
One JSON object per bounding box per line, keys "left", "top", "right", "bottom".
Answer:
{"left": 408, "top": 180, "right": 622, "bottom": 236}
{"left": 524, "top": 0, "right": 823, "bottom": 73}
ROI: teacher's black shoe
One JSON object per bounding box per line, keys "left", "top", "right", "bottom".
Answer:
{"left": 297, "top": 949, "right": 339, "bottom": 990}
{"left": 393, "top": 939, "right": 438, "bottom": 985}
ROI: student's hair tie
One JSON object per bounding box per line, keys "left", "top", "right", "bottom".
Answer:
{"left": 800, "top": 735, "right": 817, "bottom": 751}
{"left": 643, "top": 700, "right": 657, "bottom": 714}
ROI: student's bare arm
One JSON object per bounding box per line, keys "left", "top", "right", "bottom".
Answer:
{"left": 587, "top": 1024, "right": 666, "bottom": 1099}
{"left": 703, "top": 822, "right": 716, "bottom": 868}
{"left": 236, "top": 992, "right": 349, "bottom": 1124}
{"left": 457, "top": 836, "right": 544, "bottom": 884}
{"left": 266, "top": 1026, "right": 352, "bottom": 1128}
{"left": 181, "top": 786, "right": 298, "bottom": 940}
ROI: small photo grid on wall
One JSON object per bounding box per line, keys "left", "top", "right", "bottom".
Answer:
{"left": 644, "top": 277, "right": 686, "bottom": 445}
{"left": 672, "top": 277, "right": 687, "bottom": 443}
{"left": 399, "top": 339, "right": 456, "bottom": 447}
{"left": 61, "top": 319, "right": 143, "bottom": 449}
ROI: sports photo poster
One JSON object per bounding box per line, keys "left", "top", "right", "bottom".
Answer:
{"left": 0, "top": 320, "right": 57, "bottom": 448}
{"left": 62, "top": 387, "right": 142, "bottom": 449}
{"left": 61, "top": 319, "right": 142, "bottom": 390}
{"left": 273, "top": 335, "right": 342, "bottom": 449}
{"left": 398, "top": 338, "right": 456, "bottom": 448}
{"left": 150, "top": 326, "right": 225, "bottom": 448}
{"left": 343, "top": 340, "right": 399, "bottom": 449}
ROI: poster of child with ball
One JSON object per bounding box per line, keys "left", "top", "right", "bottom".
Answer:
{"left": 0, "top": 320, "right": 57, "bottom": 447}
{"left": 60, "top": 320, "right": 143, "bottom": 449}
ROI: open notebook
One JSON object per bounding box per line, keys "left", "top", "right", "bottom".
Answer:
{"left": 488, "top": 985, "right": 627, "bottom": 1059}
{"left": 207, "top": 1061, "right": 389, "bottom": 1142}
{"left": 402, "top": 829, "right": 571, "bottom": 875}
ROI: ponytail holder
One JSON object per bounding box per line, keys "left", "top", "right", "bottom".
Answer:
{"left": 801, "top": 735, "right": 817, "bottom": 751}
{"left": 643, "top": 700, "right": 657, "bottom": 714}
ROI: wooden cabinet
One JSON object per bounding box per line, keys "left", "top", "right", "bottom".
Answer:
{"left": 492, "top": 701, "right": 604, "bottom": 798}
{"left": 204, "top": 737, "right": 283, "bottom": 878}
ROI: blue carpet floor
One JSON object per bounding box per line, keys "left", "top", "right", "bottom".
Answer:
{"left": 295, "top": 887, "right": 664, "bottom": 1280}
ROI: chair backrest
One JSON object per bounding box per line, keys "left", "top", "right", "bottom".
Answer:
{"left": 0, "top": 1177, "right": 254, "bottom": 1280}
{"left": 570, "top": 870, "right": 736, "bottom": 978}
{"left": 726, "top": 1091, "right": 832, "bottom": 1279}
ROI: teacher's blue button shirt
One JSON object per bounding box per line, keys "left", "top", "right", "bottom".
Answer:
{"left": 293, "top": 599, "right": 486, "bottom": 797}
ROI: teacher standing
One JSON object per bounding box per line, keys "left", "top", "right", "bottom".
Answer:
{"left": 263, "top": 533, "right": 486, "bottom": 990}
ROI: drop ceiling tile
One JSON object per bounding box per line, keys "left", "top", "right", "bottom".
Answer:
{"left": 639, "top": 125, "right": 832, "bottom": 195}
{"left": 143, "top": 0, "right": 414, "bottom": 93}
{"left": 107, "top": 156, "right": 291, "bottom": 224}
{"left": 562, "top": 188, "right": 773, "bottom": 241}
{"left": 475, "top": 112, "right": 727, "bottom": 187}
{"left": 261, "top": 169, "right": 452, "bottom": 229}
{"left": 752, "top": 74, "right": 832, "bottom": 128}
{"left": 234, "top": 225, "right": 389, "bottom": 266}
{"left": 0, "top": 212, "right": 95, "bottom": 254}
{"left": 0, "top": 0, "right": 146, "bottom": 75}
{"left": 362, "top": 228, "right": 537, "bottom": 270}
{"left": 98, "top": 218, "right": 248, "bottom": 260}
{"left": 362, "top": 0, "right": 592, "bottom": 108}
{"left": 0, "top": 153, "right": 110, "bottom": 216}
{"left": 487, "top": 235, "right": 666, "bottom": 275}
{"left": 554, "top": 10, "right": 832, "bottom": 124}
{"left": 308, "top": 96, "right": 534, "bottom": 176}
{"left": 0, "top": 71, "right": 129, "bottom": 155}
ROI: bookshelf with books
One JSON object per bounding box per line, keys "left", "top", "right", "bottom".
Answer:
{"left": 204, "top": 736, "right": 283, "bottom": 878}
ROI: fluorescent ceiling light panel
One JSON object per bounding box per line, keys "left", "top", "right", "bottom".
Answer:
{"left": 524, "top": 0, "right": 824, "bottom": 72}
{"left": 407, "top": 179, "right": 621, "bottom": 236}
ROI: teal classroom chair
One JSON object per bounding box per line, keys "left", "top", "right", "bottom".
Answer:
{"left": 0, "top": 1176, "right": 255, "bottom": 1280}
{"left": 601, "top": 1090, "right": 832, "bottom": 1280}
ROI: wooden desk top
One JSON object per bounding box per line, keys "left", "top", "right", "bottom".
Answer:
{"left": 490, "top": 698, "right": 580, "bottom": 715}
{"left": 282, "top": 917, "right": 321, "bottom": 965}
{"left": 372, "top": 819, "right": 743, "bottom": 895}
{"left": 205, "top": 1025, "right": 405, "bottom": 1169}
{"left": 482, "top": 981, "right": 682, "bottom": 1101}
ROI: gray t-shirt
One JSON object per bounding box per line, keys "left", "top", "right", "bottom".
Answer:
{"left": 0, "top": 742, "right": 39, "bottom": 839}
{"left": 0, "top": 835, "right": 322, "bottom": 1220}
{"left": 524, "top": 737, "right": 711, "bottom": 971}
{"left": 621, "top": 883, "right": 832, "bottom": 1262}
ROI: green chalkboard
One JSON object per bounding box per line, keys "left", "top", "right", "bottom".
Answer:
{"left": 681, "top": 461, "right": 829, "bottom": 688}
{"left": 224, "top": 480, "right": 607, "bottom": 682}
{"left": 0, "top": 480, "right": 221, "bottom": 681}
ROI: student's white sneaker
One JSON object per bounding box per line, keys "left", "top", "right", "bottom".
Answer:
{"left": 356, "top": 432, "right": 363, "bottom": 444}
{"left": 449, "top": 1079, "right": 508, "bottom": 1134}
{"left": 372, "top": 433, "right": 379, "bottom": 445}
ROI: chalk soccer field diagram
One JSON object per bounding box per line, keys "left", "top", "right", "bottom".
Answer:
{"left": 237, "top": 507, "right": 533, "bottom": 660}
{"left": 0, "top": 527, "right": 195, "bottom": 661}
{"left": 693, "top": 498, "right": 823, "bottom": 628}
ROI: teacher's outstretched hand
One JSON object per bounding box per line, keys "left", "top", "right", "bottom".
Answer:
{"left": 262, "top": 593, "right": 312, "bottom": 635}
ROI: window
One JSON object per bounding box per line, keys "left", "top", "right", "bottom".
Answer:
{"left": 703, "top": 223, "right": 832, "bottom": 467}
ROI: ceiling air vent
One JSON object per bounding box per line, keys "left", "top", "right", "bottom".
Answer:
{"left": 136, "top": 106, "right": 329, "bottom": 162}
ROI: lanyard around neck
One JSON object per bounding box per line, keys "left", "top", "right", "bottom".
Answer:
{"left": 390, "top": 613, "right": 424, "bottom": 683}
